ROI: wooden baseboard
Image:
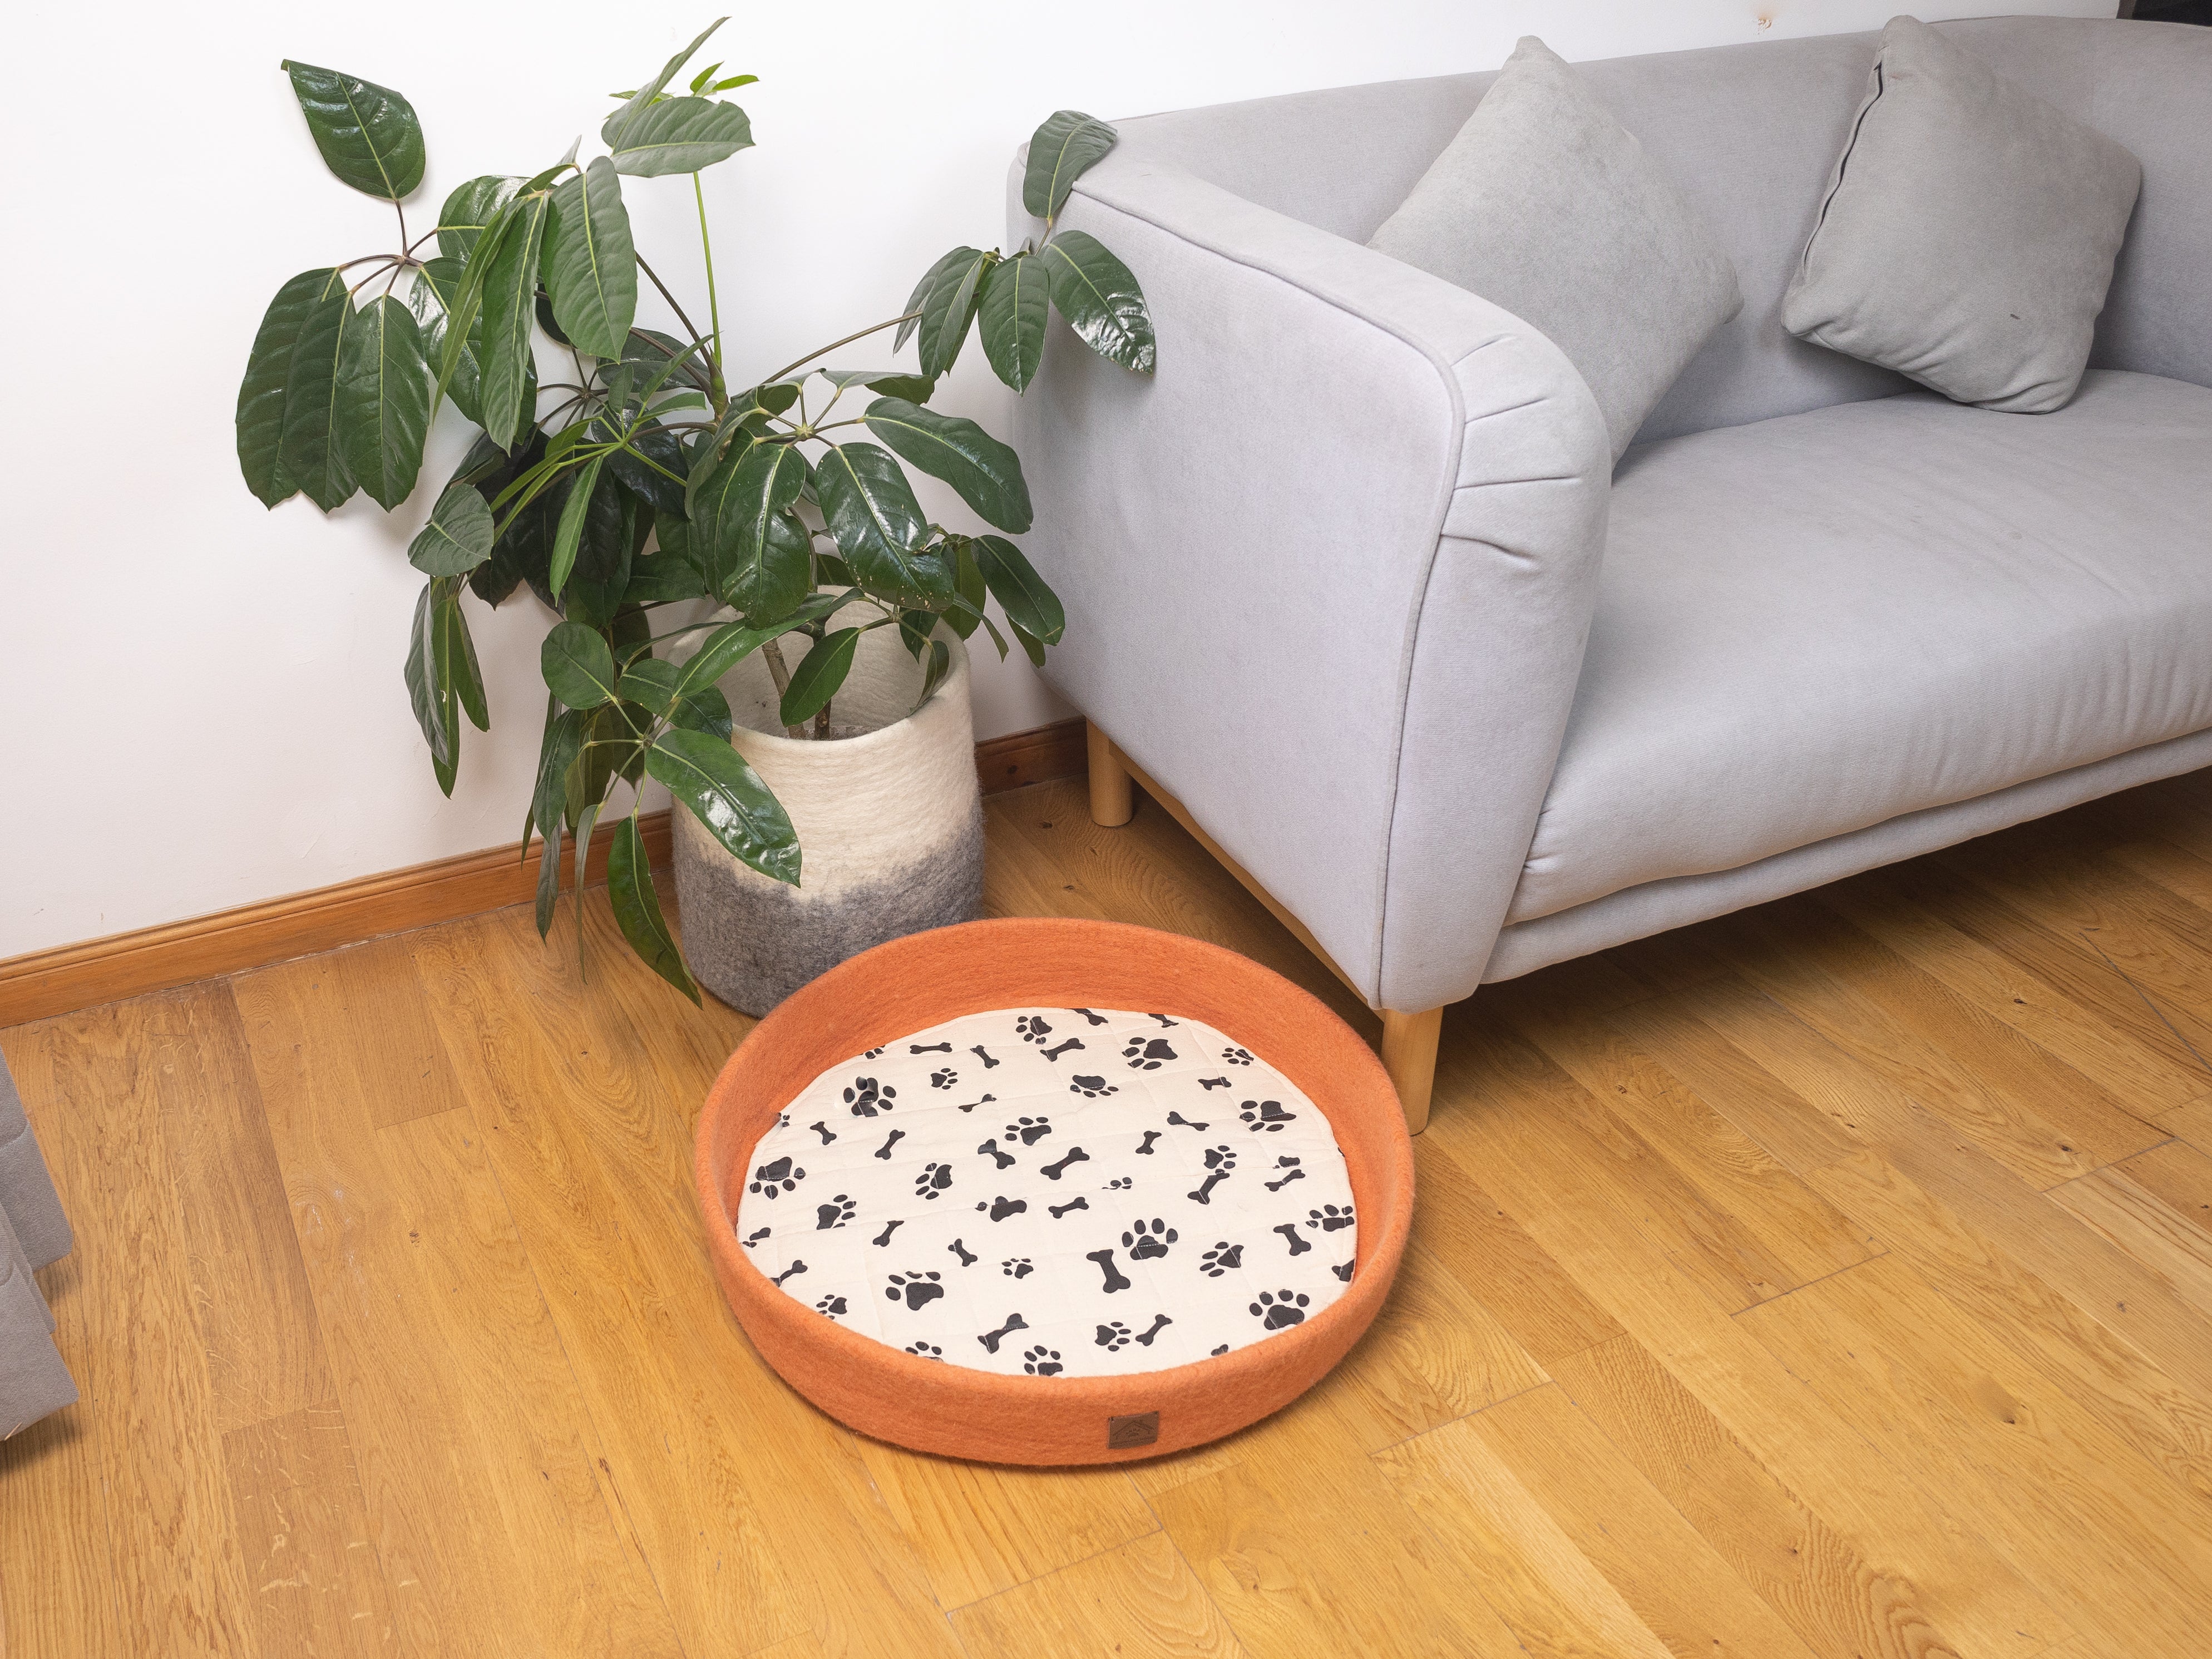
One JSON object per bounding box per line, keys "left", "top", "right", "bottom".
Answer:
{"left": 0, "top": 719, "right": 1088, "bottom": 1028}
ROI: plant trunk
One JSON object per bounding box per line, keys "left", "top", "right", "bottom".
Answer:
{"left": 759, "top": 638, "right": 808, "bottom": 739}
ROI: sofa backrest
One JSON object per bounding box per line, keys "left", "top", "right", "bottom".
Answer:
{"left": 1113, "top": 17, "right": 2211, "bottom": 446}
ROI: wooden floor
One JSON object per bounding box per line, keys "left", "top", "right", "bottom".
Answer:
{"left": 7, "top": 772, "right": 2212, "bottom": 1657}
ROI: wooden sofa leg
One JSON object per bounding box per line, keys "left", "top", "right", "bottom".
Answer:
{"left": 1087, "top": 720, "right": 1134, "bottom": 827}
{"left": 1380, "top": 1007, "right": 1443, "bottom": 1135}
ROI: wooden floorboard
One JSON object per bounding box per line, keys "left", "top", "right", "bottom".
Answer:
{"left": 6, "top": 770, "right": 2212, "bottom": 1656}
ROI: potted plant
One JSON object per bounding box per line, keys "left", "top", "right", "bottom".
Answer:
{"left": 235, "top": 19, "right": 1154, "bottom": 1011}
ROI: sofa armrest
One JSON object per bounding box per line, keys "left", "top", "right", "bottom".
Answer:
{"left": 1013, "top": 154, "right": 1611, "bottom": 1010}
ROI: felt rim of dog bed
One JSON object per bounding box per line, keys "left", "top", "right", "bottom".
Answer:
{"left": 695, "top": 916, "right": 1415, "bottom": 1465}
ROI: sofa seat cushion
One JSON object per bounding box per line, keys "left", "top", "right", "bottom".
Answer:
{"left": 1509, "top": 370, "right": 2212, "bottom": 925}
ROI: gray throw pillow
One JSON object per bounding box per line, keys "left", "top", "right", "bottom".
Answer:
{"left": 1369, "top": 36, "right": 1742, "bottom": 461}
{"left": 1783, "top": 16, "right": 2141, "bottom": 413}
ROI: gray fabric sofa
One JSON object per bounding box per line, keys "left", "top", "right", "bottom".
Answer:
{"left": 1, "top": 1053, "right": 77, "bottom": 1436}
{"left": 1014, "top": 16, "right": 2212, "bottom": 1126}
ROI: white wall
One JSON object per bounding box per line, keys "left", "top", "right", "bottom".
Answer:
{"left": 1, "top": 0, "right": 2111, "bottom": 956}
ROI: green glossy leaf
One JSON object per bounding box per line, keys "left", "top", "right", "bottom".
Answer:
{"left": 544, "top": 157, "right": 637, "bottom": 358}
{"left": 603, "top": 21, "right": 726, "bottom": 153}
{"left": 432, "top": 586, "right": 488, "bottom": 732}
{"left": 615, "top": 655, "right": 734, "bottom": 739}
{"left": 862, "top": 397, "right": 1031, "bottom": 533}
{"left": 695, "top": 442, "right": 811, "bottom": 618}
{"left": 666, "top": 598, "right": 844, "bottom": 704}
{"left": 779, "top": 627, "right": 864, "bottom": 727}
{"left": 335, "top": 294, "right": 429, "bottom": 510}
{"left": 477, "top": 192, "right": 549, "bottom": 449}
{"left": 276, "top": 272, "right": 358, "bottom": 513}
{"left": 916, "top": 636, "right": 953, "bottom": 713}
{"left": 1040, "top": 230, "right": 1156, "bottom": 375}
{"left": 621, "top": 550, "right": 708, "bottom": 603}
{"left": 282, "top": 60, "right": 424, "bottom": 200}
{"left": 1009, "top": 617, "right": 1047, "bottom": 668}
{"left": 912, "top": 247, "right": 992, "bottom": 380}
{"left": 606, "top": 424, "right": 688, "bottom": 516}
{"left": 530, "top": 703, "right": 587, "bottom": 845}
{"left": 534, "top": 817, "right": 564, "bottom": 937}
{"left": 549, "top": 455, "right": 604, "bottom": 599}
{"left": 237, "top": 268, "right": 337, "bottom": 507}
{"left": 542, "top": 619, "right": 617, "bottom": 709}
{"left": 403, "top": 582, "right": 446, "bottom": 766}
{"left": 973, "top": 535, "right": 1065, "bottom": 645}
{"left": 978, "top": 252, "right": 1049, "bottom": 394}
{"left": 606, "top": 97, "right": 753, "bottom": 177}
{"left": 607, "top": 812, "right": 700, "bottom": 1001}
{"left": 408, "top": 482, "right": 495, "bottom": 575}
{"left": 571, "top": 798, "right": 599, "bottom": 965}
{"left": 437, "top": 175, "right": 517, "bottom": 261}
{"left": 625, "top": 327, "right": 714, "bottom": 391}
{"left": 563, "top": 468, "right": 638, "bottom": 630}
{"left": 817, "top": 367, "right": 935, "bottom": 402}
{"left": 1023, "top": 110, "right": 1116, "bottom": 222}
{"left": 896, "top": 246, "right": 969, "bottom": 353}
{"left": 812, "top": 442, "right": 945, "bottom": 604}
{"left": 646, "top": 729, "right": 799, "bottom": 887}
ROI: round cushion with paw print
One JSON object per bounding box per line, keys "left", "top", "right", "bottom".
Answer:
{"left": 697, "top": 918, "right": 1413, "bottom": 1465}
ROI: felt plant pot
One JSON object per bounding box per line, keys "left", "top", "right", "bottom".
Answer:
{"left": 673, "top": 611, "right": 984, "bottom": 1016}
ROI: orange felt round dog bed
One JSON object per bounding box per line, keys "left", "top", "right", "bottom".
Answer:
{"left": 694, "top": 917, "right": 1414, "bottom": 1465}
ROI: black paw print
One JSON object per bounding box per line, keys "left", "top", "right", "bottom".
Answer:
{"left": 1123, "top": 1218, "right": 1177, "bottom": 1260}
{"left": 814, "top": 1194, "right": 855, "bottom": 1231}
{"left": 1250, "top": 1289, "right": 1310, "bottom": 1329}
{"left": 1240, "top": 1099, "right": 1297, "bottom": 1132}
{"left": 748, "top": 1156, "right": 806, "bottom": 1198}
{"left": 1021, "top": 1345, "right": 1064, "bottom": 1376}
{"left": 1222, "top": 1046, "right": 1253, "bottom": 1066}
{"left": 815, "top": 1295, "right": 847, "bottom": 1316}
{"left": 1200, "top": 1241, "right": 1243, "bottom": 1277}
{"left": 1002, "top": 1257, "right": 1034, "bottom": 1278}
{"left": 1005, "top": 1115, "right": 1053, "bottom": 1146}
{"left": 1016, "top": 1015, "right": 1054, "bottom": 1045}
{"left": 1096, "top": 1321, "right": 1132, "bottom": 1351}
{"left": 1104, "top": 1176, "right": 1132, "bottom": 1191}
{"left": 914, "top": 1162, "right": 954, "bottom": 1200}
{"left": 862, "top": 1046, "right": 886, "bottom": 1059}
{"left": 884, "top": 1271, "right": 945, "bottom": 1310}
{"left": 1068, "top": 1074, "right": 1118, "bottom": 1098}
{"left": 905, "top": 1341, "right": 944, "bottom": 1360}
{"left": 1333, "top": 1259, "right": 1355, "bottom": 1283}
{"left": 1122, "top": 1036, "right": 1177, "bottom": 1070}
{"left": 1306, "top": 1203, "right": 1355, "bottom": 1233}
{"left": 843, "top": 1076, "right": 896, "bottom": 1117}
{"left": 929, "top": 1069, "right": 957, "bottom": 1090}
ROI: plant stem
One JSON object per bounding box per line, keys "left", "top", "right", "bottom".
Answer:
{"left": 813, "top": 702, "right": 832, "bottom": 740}
{"left": 759, "top": 639, "right": 807, "bottom": 739}
{"left": 636, "top": 255, "right": 712, "bottom": 354}
{"left": 692, "top": 173, "right": 730, "bottom": 414}
{"left": 759, "top": 313, "right": 923, "bottom": 389}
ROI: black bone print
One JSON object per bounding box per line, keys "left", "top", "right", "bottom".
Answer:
{"left": 1272, "top": 1223, "right": 1312, "bottom": 1256}
{"left": 1251, "top": 1289, "right": 1310, "bottom": 1328}
{"left": 1135, "top": 1130, "right": 1162, "bottom": 1156}
{"left": 872, "top": 1219, "right": 903, "bottom": 1247}
{"left": 1306, "top": 1204, "right": 1355, "bottom": 1232}
{"left": 1197, "top": 1077, "right": 1231, "bottom": 1091}
{"left": 1165, "top": 1110, "right": 1207, "bottom": 1131}
{"left": 947, "top": 1238, "right": 977, "bottom": 1267}
{"left": 873, "top": 1129, "right": 906, "bottom": 1159}
{"left": 976, "top": 1195, "right": 1029, "bottom": 1222}
{"left": 977, "top": 1312, "right": 1030, "bottom": 1354}
{"left": 1333, "top": 1260, "right": 1356, "bottom": 1282}
{"left": 1085, "top": 1248, "right": 1133, "bottom": 1293}
{"left": 1122, "top": 1036, "right": 1177, "bottom": 1069}
{"left": 814, "top": 1195, "right": 855, "bottom": 1231}
{"left": 956, "top": 1093, "right": 998, "bottom": 1114}
{"left": 1041, "top": 1147, "right": 1091, "bottom": 1181}
{"left": 1005, "top": 1115, "right": 1053, "bottom": 1146}
{"left": 909, "top": 1042, "right": 952, "bottom": 1054}
{"left": 740, "top": 1226, "right": 771, "bottom": 1248}
{"left": 1133, "top": 1313, "right": 1173, "bottom": 1346}
{"left": 970, "top": 1045, "right": 1000, "bottom": 1069}
{"left": 1040, "top": 1038, "right": 1087, "bottom": 1062}
{"left": 748, "top": 1156, "right": 806, "bottom": 1198}
{"left": 1240, "top": 1099, "right": 1297, "bottom": 1133}
{"left": 1265, "top": 1167, "right": 1306, "bottom": 1193}
{"left": 771, "top": 1261, "right": 807, "bottom": 1287}
{"left": 977, "top": 1138, "right": 1016, "bottom": 1169}
{"left": 883, "top": 1271, "right": 944, "bottom": 1310}
{"left": 1069, "top": 1075, "right": 1118, "bottom": 1098}
{"left": 843, "top": 1077, "right": 896, "bottom": 1117}
{"left": 1147, "top": 1014, "right": 1179, "bottom": 1028}
{"left": 914, "top": 1162, "right": 955, "bottom": 1199}
{"left": 1189, "top": 1145, "right": 1238, "bottom": 1204}
{"left": 808, "top": 1120, "right": 837, "bottom": 1144}
{"left": 1049, "top": 1196, "right": 1090, "bottom": 1219}
{"left": 1070, "top": 1009, "right": 1109, "bottom": 1026}
{"left": 1200, "top": 1241, "right": 1243, "bottom": 1276}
